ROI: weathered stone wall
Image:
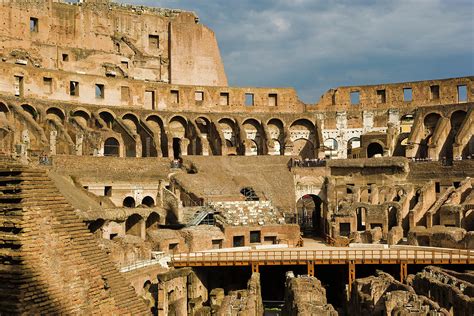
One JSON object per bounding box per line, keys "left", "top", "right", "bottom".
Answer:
{"left": 0, "top": 0, "right": 227, "bottom": 86}
{"left": 217, "top": 272, "right": 263, "bottom": 316}
{"left": 283, "top": 272, "right": 338, "bottom": 316}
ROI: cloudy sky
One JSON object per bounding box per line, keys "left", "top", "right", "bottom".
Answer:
{"left": 119, "top": 0, "right": 474, "bottom": 103}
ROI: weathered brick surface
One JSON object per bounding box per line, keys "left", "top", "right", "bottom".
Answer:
{"left": 0, "top": 159, "right": 149, "bottom": 314}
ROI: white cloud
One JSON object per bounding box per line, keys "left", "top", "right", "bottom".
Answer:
{"left": 117, "top": 0, "right": 474, "bottom": 102}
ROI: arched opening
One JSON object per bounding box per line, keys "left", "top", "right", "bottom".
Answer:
{"left": 104, "top": 137, "right": 120, "bottom": 157}
{"left": 400, "top": 114, "right": 414, "bottom": 133}
{"left": 296, "top": 194, "right": 323, "bottom": 235}
{"left": 462, "top": 209, "right": 474, "bottom": 231}
{"left": 219, "top": 118, "right": 238, "bottom": 154}
{"left": 271, "top": 139, "right": 281, "bottom": 155}
{"left": 247, "top": 140, "right": 258, "bottom": 156}
{"left": 172, "top": 138, "right": 181, "bottom": 159}
{"left": 240, "top": 187, "right": 259, "bottom": 201}
{"left": 292, "top": 139, "right": 315, "bottom": 159}
{"left": 46, "top": 107, "right": 65, "bottom": 123}
{"left": 323, "top": 138, "right": 338, "bottom": 159}
{"left": 347, "top": 137, "right": 361, "bottom": 158}
{"left": 419, "top": 113, "right": 441, "bottom": 158}
{"left": 446, "top": 110, "right": 468, "bottom": 160}
{"left": 0, "top": 103, "right": 9, "bottom": 124}
{"left": 243, "top": 118, "right": 264, "bottom": 155}
{"left": 99, "top": 111, "right": 115, "bottom": 129}
{"left": 125, "top": 214, "right": 144, "bottom": 237}
{"left": 72, "top": 110, "right": 90, "bottom": 127}
{"left": 123, "top": 196, "right": 136, "bottom": 208}
{"left": 146, "top": 212, "right": 160, "bottom": 231}
{"left": 388, "top": 206, "right": 398, "bottom": 229}
{"left": 21, "top": 104, "right": 38, "bottom": 119}
{"left": 267, "top": 118, "right": 284, "bottom": 155}
{"left": 367, "top": 142, "right": 384, "bottom": 158}
{"left": 0, "top": 102, "right": 9, "bottom": 114}
{"left": 142, "top": 196, "right": 155, "bottom": 207}
{"left": 290, "top": 119, "right": 316, "bottom": 159}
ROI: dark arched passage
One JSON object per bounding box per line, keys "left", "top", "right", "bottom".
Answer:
{"left": 123, "top": 196, "right": 136, "bottom": 208}
{"left": 367, "top": 142, "right": 383, "bottom": 158}
{"left": 296, "top": 194, "right": 323, "bottom": 236}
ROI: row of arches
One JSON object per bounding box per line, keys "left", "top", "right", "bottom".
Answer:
{"left": 0, "top": 101, "right": 323, "bottom": 159}
{"left": 122, "top": 196, "right": 156, "bottom": 208}
{"left": 415, "top": 110, "right": 471, "bottom": 160}
{"left": 88, "top": 212, "right": 161, "bottom": 239}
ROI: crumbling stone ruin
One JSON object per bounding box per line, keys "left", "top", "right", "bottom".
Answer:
{"left": 283, "top": 272, "right": 338, "bottom": 316}
{"left": 0, "top": 0, "right": 472, "bottom": 315}
{"left": 349, "top": 270, "right": 448, "bottom": 315}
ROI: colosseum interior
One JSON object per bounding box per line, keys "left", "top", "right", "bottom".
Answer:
{"left": 0, "top": 0, "right": 472, "bottom": 315}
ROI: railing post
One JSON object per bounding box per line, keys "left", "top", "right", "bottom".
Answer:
{"left": 251, "top": 262, "right": 259, "bottom": 273}
{"left": 307, "top": 260, "right": 314, "bottom": 277}
{"left": 400, "top": 262, "right": 408, "bottom": 283}
{"left": 348, "top": 261, "right": 356, "bottom": 294}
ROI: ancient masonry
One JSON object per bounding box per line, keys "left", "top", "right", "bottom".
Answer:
{"left": 0, "top": 0, "right": 473, "bottom": 315}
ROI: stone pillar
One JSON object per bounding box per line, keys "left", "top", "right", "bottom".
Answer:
{"left": 75, "top": 133, "right": 83, "bottom": 156}
{"left": 49, "top": 130, "right": 57, "bottom": 155}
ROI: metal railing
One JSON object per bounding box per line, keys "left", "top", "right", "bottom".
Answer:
{"left": 119, "top": 252, "right": 170, "bottom": 272}
{"left": 171, "top": 247, "right": 473, "bottom": 266}
{"left": 289, "top": 158, "right": 326, "bottom": 168}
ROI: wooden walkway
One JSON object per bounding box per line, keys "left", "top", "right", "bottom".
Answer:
{"left": 171, "top": 247, "right": 474, "bottom": 267}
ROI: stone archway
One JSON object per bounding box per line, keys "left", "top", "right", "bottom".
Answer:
{"left": 296, "top": 194, "right": 323, "bottom": 235}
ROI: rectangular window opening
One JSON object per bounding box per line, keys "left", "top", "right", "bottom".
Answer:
{"left": 43, "top": 77, "right": 52, "bottom": 94}
{"left": 233, "top": 235, "right": 245, "bottom": 247}
{"left": 95, "top": 84, "right": 104, "bottom": 99}
{"left": 149, "top": 34, "right": 160, "bottom": 49}
{"left": 62, "top": 53, "right": 69, "bottom": 62}
{"left": 245, "top": 93, "right": 254, "bottom": 106}
{"left": 331, "top": 93, "right": 336, "bottom": 106}
{"left": 435, "top": 182, "right": 440, "bottom": 194}
{"left": 69, "top": 81, "right": 79, "bottom": 96}
{"left": 169, "top": 243, "right": 178, "bottom": 251}
{"left": 14, "top": 76, "right": 24, "bottom": 97}
{"left": 263, "top": 236, "right": 277, "bottom": 245}
{"left": 453, "top": 182, "right": 461, "bottom": 189}
{"left": 457, "top": 85, "right": 467, "bottom": 102}
{"left": 212, "top": 239, "right": 223, "bottom": 249}
{"left": 350, "top": 91, "right": 360, "bottom": 105}
{"left": 376, "top": 89, "right": 386, "bottom": 103}
{"left": 30, "top": 17, "right": 38, "bottom": 32}
{"left": 250, "top": 231, "right": 261, "bottom": 243}
{"left": 403, "top": 88, "right": 412, "bottom": 102}
{"left": 195, "top": 91, "right": 204, "bottom": 102}
{"left": 430, "top": 85, "right": 440, "bottom": 100}
{"left": 339, "top": 223, "right": 351, "bottom": 237}
{"left": 268, "top": 93, "right": 278, "bottom": 107}
{"left": 145, "top": 90, "right": 155, "bottom": 109}
{"left": 220, "top": 92, "right": 229, "bottom": 106}
{"left": 104, "top": 186, "right": 112, "bottom": 197}
{"left": 171, "top": 90, "right": 179, "bottom": 103}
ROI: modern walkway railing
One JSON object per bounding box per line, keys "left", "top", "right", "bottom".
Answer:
{"left": 171, "top": 248, "right": 473, "bottom": 267}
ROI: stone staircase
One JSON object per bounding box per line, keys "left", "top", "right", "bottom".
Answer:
{"left": 0, "top": 157, "right": 148, "bottom": 314}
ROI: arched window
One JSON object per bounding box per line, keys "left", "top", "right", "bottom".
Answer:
{"left": 142, "top": 196, "right": 155, "bottom": 207}
{"left": 104, "top": 137, "right": 120, "bottom": 157}
{"left": 123, "top": 196, "right": 136, "bottom": 208}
